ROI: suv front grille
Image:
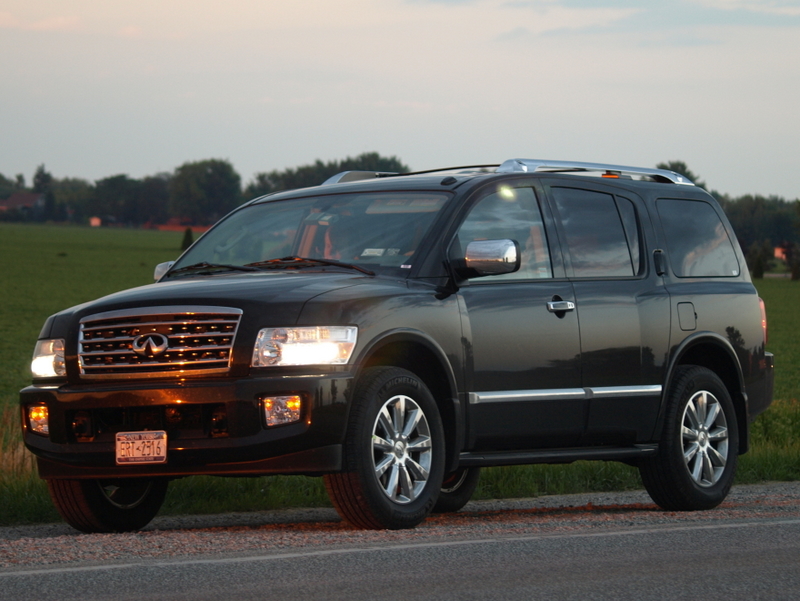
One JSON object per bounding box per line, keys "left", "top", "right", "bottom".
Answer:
{"left": 79, "top": 306, "right": 243, "bottom": 379}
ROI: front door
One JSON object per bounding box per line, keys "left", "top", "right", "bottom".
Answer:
{"left": 454, "top": 183, "right": 584, "bottom": 451}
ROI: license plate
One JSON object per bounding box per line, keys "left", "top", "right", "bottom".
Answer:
{"left": 116, "top": 431, "right": 167, "bottom": 465}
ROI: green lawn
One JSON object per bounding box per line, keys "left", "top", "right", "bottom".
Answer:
{"left": 0, "top": 223, "right": 185, "bottom": 409}
{"left": 1, "top": 223, "right": 798, "bottom": 525}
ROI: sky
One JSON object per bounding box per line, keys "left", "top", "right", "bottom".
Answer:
{"left": 1, "top": 0, "right": 799, "bottom": 199}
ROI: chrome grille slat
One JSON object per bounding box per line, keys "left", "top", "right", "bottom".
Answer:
{"left": 81, "top": 318, "right": 238, "bottom": 334}
{"left": 78, "top": 306, "right": 242, "bottom": 380}
{"left": 82, "top": 336, "right": 234, "bottom": 348}
{"left": 83, "top": 358, "right": 230, "bottom": 369}
{"left": 82, "top": 345, "right": 232, "bottom": 357}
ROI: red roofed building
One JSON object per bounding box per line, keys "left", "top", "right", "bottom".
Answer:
{"left": 0, "top": 191, "right": 44, "bottom": 213}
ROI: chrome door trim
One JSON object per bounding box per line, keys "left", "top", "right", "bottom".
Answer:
{"left": 469, "top": 389, "right": 586, "bottom": 404}
{"left": 468, "top": 385, "right": 662, "bottom": 404}
{"left": 588, "top": 385, "right": 662, "bottom": 398}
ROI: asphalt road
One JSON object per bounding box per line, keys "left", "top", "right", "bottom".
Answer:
{"left": 2, "top": 482, "right": 799, "bottom": 601}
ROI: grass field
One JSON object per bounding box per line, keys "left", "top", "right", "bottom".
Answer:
{"left": 1, "top": 223, "right": 798, "bottom": 526}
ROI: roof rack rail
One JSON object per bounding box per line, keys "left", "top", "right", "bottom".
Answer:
{"left": 496, "top": 159, "right": 694, "bottom": 186}
{"left": 402, "top": 164, "right": 500, "bottom": 176}
{"left": 322, "top": 164, "right": 501, "bottom": 186}
{"left": 322, "top": 171, "right": 399, "bottom": 185}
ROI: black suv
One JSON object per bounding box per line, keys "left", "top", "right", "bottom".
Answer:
{"left": 21, "top": 159, "right": 774, "bottom": 532}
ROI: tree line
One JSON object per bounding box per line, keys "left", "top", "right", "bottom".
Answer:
{"left": 2, "top": 155, "right": 798, "bottom": 277}
{"left": 0, "top": 152, "right": 409, "bottom": 227}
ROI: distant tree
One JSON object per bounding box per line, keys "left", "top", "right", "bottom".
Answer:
{"left": 32, "top": 164, "right": 53, "bottom": 194}
{"left": 15, "top": 174, "right": 25, "bottom": 189}
{"left": 746, "top": 240, "right": 773, "bottom": 278}
{"left": 796, "top": 197, "right": 800, "bottom": 235}
{"left": 169, "top": 159, "right": 241, "bottom": 224}
{"left": 0, "top": 173, "right": 16, "bottom": 199}
{"left": 91, "top": 175, "right": 143, "bottom": 224}
{"left": 656, "top": 161, "right": 707, "bottom": 190}
{"left": 721, "top": 195, "right": 799, "bottom": 253}
{"left": 32, "top": 164, "right": 56, "bottom": 221}
{"left": 244, "top": 152, "right": 410, "bottom": 199}
{"left": 52, "top": 177, "right": 94, "bottom": 223}
{"left": 139, "top": 173, "right": 171, "bottom": 225}
{"left": 181, "top": 227, "right": 194, "bottom": 251}
{"left": 782, "top": 202, "right": 800, "bottom": 280}
{"left": 782, "top": 242, "right": 800, "bottom": 280}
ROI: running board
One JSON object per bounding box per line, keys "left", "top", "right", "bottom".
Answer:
{"left": 458, "top": 445, "right": 658, "bottom": 468}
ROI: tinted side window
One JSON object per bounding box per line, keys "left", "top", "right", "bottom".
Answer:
{"left": 551, "top": 187, "right": 635, "bottom": 278}
{"left": 616, "top": 196, "right": 641, "bottom": 275}
{"left": 657, "top": 199, "right": 740, "bottom": 277}
{"left": 455, "top": 186, "right": 552, "bottom": 280}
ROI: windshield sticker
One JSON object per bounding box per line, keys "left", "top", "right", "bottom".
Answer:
{"left": 366, "top": 195, "right": 446, "bottom": 214}
{"left": 361, "top": 248, "right": 386, "bottom": 257}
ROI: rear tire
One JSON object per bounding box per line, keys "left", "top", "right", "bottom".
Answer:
{"left": 432, "top": 467, "right": 481, "bottom": 513}
{"left": 324, "top": 367, "right": 445, "bottom": 529}
{"left": 47, "top": 477, "right": 168, "bottom": 533}
{"left": 640, "top": 366, "right": 738, "bottom": 511}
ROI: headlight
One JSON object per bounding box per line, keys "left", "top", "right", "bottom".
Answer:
{"left": 252, "top": 326, "right": 357, "bottom": 367}
{"left": 31, "top": 339, "right": 66, "bottom": 378}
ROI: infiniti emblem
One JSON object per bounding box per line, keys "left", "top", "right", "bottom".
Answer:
{"left": 131, "top": 333, "right": 169, "bottom": 358}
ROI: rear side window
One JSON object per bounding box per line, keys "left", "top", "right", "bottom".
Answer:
{"left": 550, "top": 187, "right": 638, "bottom": 278}
{"left": 657, "top": 199, "right": 740, "bottom": 277}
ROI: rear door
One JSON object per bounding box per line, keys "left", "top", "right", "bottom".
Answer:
{"left": 544, "top": 181, "right": 670, "bottom": 445}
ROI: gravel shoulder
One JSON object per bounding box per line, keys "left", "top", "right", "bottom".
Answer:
{"left": 2, "top": 482, "right": 799, "bottom": 570}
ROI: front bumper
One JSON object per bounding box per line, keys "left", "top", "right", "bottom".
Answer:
{"left": 20, "top": 372, "right": 352, "bottom": 480}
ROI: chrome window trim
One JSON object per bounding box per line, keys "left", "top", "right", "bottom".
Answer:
{"left": 469, "top": 385, "right": 662, "bottom": 404}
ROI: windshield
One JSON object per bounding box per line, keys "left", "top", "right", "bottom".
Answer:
{"left": 169, "top": 191, "right": 450, "bottom": 277}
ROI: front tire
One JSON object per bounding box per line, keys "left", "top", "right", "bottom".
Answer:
{"left": 324, "top": 367, "right": 445, "bottom": 529}
{"left": 47, "top": 477, "right": 168, "bottom": 533}
{"left": 640, "top": 366, "right": 738, "bottom": 511}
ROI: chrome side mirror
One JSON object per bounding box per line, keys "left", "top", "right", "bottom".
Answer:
{"left": 153, "top": 261, "right": 175, "bottom": 281}
{"left": 462, "top": 239, "right": 520, "bottom": 277}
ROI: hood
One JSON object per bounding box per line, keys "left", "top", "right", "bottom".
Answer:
{"left": 42, "top": 271, "right": 369, "bottom": 338}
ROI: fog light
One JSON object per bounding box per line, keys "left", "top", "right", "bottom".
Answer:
{"left": 28, "top": 405, "right": 50, "bottom": 436}
{"left": 262, "top": 395, "right": 302, "bottom": 427}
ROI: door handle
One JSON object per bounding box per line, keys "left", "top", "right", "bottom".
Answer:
{"left": 547, "top": 300, "right": 575, "bottom": 313}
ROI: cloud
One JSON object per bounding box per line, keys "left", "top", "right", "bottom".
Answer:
{"left": 692, "top": 0, "right": 800, "bottom": 16}
{"left": 405, "top": 0, "right": 479, "bottom": 3}
{"left": 491, "top": 4, "right": 641, "bottom": 38}
{"left": 0, "top": 11, "right": 80, "bottom": 31}
{"left": 502, "top": 0, "right": 800, "bottom": 28}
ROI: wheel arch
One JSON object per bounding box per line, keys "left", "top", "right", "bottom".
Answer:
{"left": 662, "top": 332, "right": 749, "bottom": 454}
{"left": 353, "top": 329, "right": 464, "bottom": 472}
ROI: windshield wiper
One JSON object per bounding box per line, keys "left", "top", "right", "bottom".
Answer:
{"left": 166, "top": 261, "right": 261, "bottom": 277}
{"left": 245, "top": 256, "right": 375, "bottom": 276}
